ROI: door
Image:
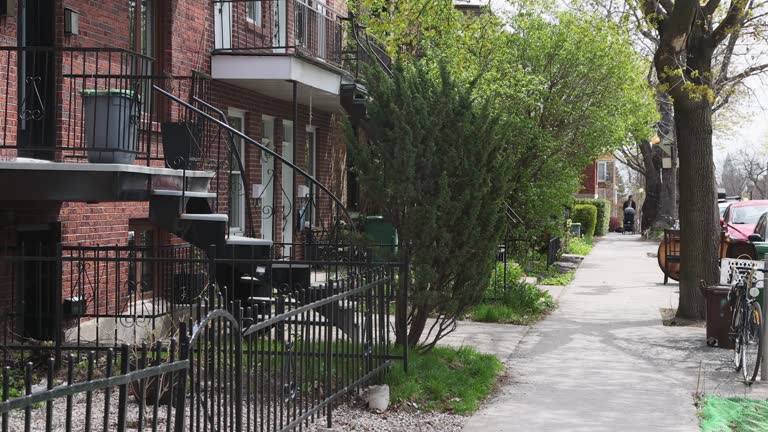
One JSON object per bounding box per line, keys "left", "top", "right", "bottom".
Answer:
{"left": 18, "top": 0, "right": 56, "bottom": 160}
{"left": 273, "top": 0, "right": 287, "bottom": 53}
{"left": 228, "top": 111, "right": 246, "bottom": 234}
{"left": 282, "top": 120, "right": 294, "bottom": 255}
{"left": 214, "top": 0, "right": 232, "bottom": 50}
{"left": 16, "top": 225, "right": 60, "bottom": 342}
{"left": 261, "top": 116, "right": 275, "bottom": 241}
{"left": 305, "top": 127, "right": 317, "bottom": 228}
{"left": 316, "top": 1, "right": 326, "bottom": 58}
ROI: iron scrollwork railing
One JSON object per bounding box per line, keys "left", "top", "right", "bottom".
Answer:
{"left": 152, "top": 84, "right": 356, "bottom": 245}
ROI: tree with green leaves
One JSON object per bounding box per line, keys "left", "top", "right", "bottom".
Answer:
{"left": 352, "top": 64, "right": 514, "bottom": 349}
{"left": 352, "top": 2, "right": 657, "bottom": 346}
{"left": 636, "top": 0, "right": 768, "bottom": 319}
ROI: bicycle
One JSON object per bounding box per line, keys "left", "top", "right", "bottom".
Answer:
{"left": 729, "top": 266, "right": 764, "bottom": 384}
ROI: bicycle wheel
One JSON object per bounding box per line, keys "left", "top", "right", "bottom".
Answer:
{"left": 732, "top": 297, "right": 744, "bottom": 371}
{"left": 742, "top": 304, "right": 763, "bottom": 384}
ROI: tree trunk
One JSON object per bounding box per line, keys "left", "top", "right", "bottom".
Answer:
{"left": 658, "top": 93, "right": 677, "bottom": 222}
{"left": 674, "top": 101, "right": 719, "bottom": 320}
{"left": 639, "top": 140, "right": 660, "bottom": 230}
{"left": 407, "top": 305, "right": 430, "bottom": 347}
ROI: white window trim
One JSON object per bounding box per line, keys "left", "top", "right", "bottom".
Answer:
{"left": 246, "top": 0, "right": 262, "bottom": 26}
{"left": 228, "top": 108, "right": 247, "bottom": 235}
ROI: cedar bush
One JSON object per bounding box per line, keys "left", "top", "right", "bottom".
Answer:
{"left": 574, "top": 198, "right": 611, "bottom": 236}
{"left": 572, "top": 204, "right": 597, "bottom": 237}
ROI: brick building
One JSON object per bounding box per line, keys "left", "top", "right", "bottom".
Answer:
{"left": 576, "top": 154, "right": 618, "bottom": 210}
{"left": 0, "top": 0, "right": 372, "bottom": 346}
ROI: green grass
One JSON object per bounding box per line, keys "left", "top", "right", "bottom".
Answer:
{"left": 699, "top": 395, "right": 768, "bottom": 431}
{"left": 567, "top": 236, "right": 593, "bottom": 256}
{"left": 539, "top": 270, "right": 575, "bottom": 286}
{"left": 384, "top": 346, "right": 504, "bottom": 414}
{"left": 472, "top": 283, "right": 556, "bottom": 325}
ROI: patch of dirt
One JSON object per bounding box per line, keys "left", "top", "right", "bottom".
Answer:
{"left": 659, "top": 308, "right": 705, "bottom": 327}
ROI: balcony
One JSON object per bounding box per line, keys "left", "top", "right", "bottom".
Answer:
{"left": 211, "top": 0, "right": 350, "bottom": 110}
{"left": 0, "top": 46, "right": 215, "bottom": 202}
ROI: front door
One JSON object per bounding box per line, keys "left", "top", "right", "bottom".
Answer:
{"left": 228, "top": 112, "right": 246, "bottom": 234}
{"left": 261, "top": 116, "right": 275, "bottom": 241}
{"left": 273, "top": 0, "right": 287, "bottom": 53}
{"left": 281, "top": 120, "right": 294, "bottom": 256}
{"left": 214, "top": 0, "right": 232, "bottom": 50}
{"left": 18, "top": 0, "right": 56, "bottom": 160}
{"left": 17, "top": 224, "right": 60, "bottom": 342}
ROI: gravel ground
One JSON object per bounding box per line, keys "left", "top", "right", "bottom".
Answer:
{"left": 6, "top": 389, "right": 467, "bottom": 432}
{"left": 307, "top": 399, "right": 467, "bottom": 432}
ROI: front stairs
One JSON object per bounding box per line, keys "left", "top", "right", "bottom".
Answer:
{"left": 147, "top": 182, "right": 361, "bottom": 338}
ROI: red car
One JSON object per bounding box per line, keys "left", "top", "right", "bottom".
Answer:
{"left": 721, "top": 200, "right": 768, "bottom": 241}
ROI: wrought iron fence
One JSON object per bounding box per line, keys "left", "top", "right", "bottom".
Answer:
{"left": 212, "top": 0, "right": 345, "bottom": 67}
{"left": 0, "top": 263, "right": 401, "bottom": 432}
{"left": 547, "top": 237, "right": 563, "bottom": 268}
{"left": 0, "top": 46, "right": 211, "bottom": 164}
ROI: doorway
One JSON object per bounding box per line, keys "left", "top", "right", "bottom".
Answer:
{"left": 16, "top": 224, "right": 60, "bottom": 342}
{"left": 281, "top": 120, "right": 294, "bottom": 255}
{"left": 214, "top": 0, "right": 232, "bottom": 50}
{"left": 17, "top": 0, "right": 56, "bottom": 160}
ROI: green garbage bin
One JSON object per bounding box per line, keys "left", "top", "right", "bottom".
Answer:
{"left": 364, "top": 216, "right": 398, "bottom": 263}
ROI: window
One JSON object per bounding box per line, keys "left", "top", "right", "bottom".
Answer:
{"left": 129, "top": 0, "right": 162, "bottom": 115}
{"left": 246, "top": 1, "right": 262, "bottom": 26}
{"left": 228, "top": 111, "right": 246, "bottom": 234}
{"left": 597, "top": 160, "right": 613, "bottom": 183}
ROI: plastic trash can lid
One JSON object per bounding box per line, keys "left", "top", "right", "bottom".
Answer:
{"left": 80, "top": 89, "right": 140, "bottom": 101}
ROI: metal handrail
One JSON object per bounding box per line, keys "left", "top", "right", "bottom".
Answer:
{"left": 152, "top": 85, "right": 355, "bottom": 232}
{"left": 191, "top": 98, "right": 256, "bottom": 238}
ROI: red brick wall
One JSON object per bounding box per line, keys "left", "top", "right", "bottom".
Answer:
{"left": 578, "top": 161, "right": 598, "bottom": 196}
{"left": 0, "top": 0, "right": 350, "bottom": 331}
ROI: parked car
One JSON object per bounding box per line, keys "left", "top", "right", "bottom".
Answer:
{"left": 749, "top": 212, "right": 768, "bottom": 259}
{"left": 721, "top": 200, "right": 768, "bottom": 241}
{"left": 719, "top": 201, "right": 732, "bottom": 218}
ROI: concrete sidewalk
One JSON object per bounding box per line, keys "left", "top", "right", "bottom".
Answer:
{"left": 462, "top": 234, "right": 767, "bottom": 432}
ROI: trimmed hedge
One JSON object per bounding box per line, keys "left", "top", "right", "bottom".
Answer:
{"left": 572, "top": 204, "right": 597, "bottom": 237}
{"left": 575, "top": 198, "right": 611, "bottom": 236}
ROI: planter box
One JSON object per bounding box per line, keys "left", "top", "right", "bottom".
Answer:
{"left": 161, "top": 121, "right": 202, "bottom": 170}
{"left": 63, "top": 296, "right": 87, "bottom": 316}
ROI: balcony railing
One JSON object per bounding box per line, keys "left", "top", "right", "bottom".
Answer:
{"left": 212, "top": 0, "right": 345, "bottom": 67}
{"left": 0, "top": 46, "right": 210, "bottom": 164}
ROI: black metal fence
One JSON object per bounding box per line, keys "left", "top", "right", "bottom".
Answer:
{"left": 212, "top": 0, "right": 345, "bottom": 66}
{"left": 486, "top": 236, "right": 563, "bottom": 301}
{"left": 0, "top": 256, "right": 403, "bottom": 431}
{"left": 547, "top": 237, "right": 563, "bottom": 268}
{"left": 0, "top": 46, "right": 211, "bottom": 164}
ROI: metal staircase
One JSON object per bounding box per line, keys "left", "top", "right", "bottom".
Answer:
{"left": 149, "top": 85, "right": 362, "bottom": 337}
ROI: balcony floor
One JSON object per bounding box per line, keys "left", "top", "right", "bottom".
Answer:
{"left": 211, "top": 54, "right": 347, "bottom": 110}
{"left": 0, "top": 158, "right": 213, "bottom": 202}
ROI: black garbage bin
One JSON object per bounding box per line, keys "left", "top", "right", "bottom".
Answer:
{"left": 705, "top": 285, "right": 733, "bottom": 349}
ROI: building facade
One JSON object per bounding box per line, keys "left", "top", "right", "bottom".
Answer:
{"left": 0, "top": 0, "right": 371, "bottom": 346}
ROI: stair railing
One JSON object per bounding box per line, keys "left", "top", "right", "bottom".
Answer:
{"left": 152, "top": 85, "right": 356, "bottom": 247}
{"left": 191, "top": 98, "right": 256, "bottom": 239}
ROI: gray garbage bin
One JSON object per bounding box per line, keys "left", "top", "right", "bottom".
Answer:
{"left": 81, "top": 89, "right": 139, "bottom": 164}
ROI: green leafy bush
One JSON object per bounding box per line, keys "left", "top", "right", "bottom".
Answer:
{"left": 473, "top": 282, "right": 556, "bottom": 325}
{"left": 572, "top": 204, "right": 597, "bottom": 237}
{"left": 574, "top": 198, "right": 611, "bottom": 236}
{"left": 487, "top": 261, "right": 524, "bottom": 299}
{"left": 567, "top": 236, "right": 593, "bottom": 256}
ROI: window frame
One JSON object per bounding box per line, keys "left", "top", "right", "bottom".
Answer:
{"left": 246, "top": 0, "right": 262, "bottom": 26}
{"left": 227, "top": 108, "right": 247, "bottom": 235}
